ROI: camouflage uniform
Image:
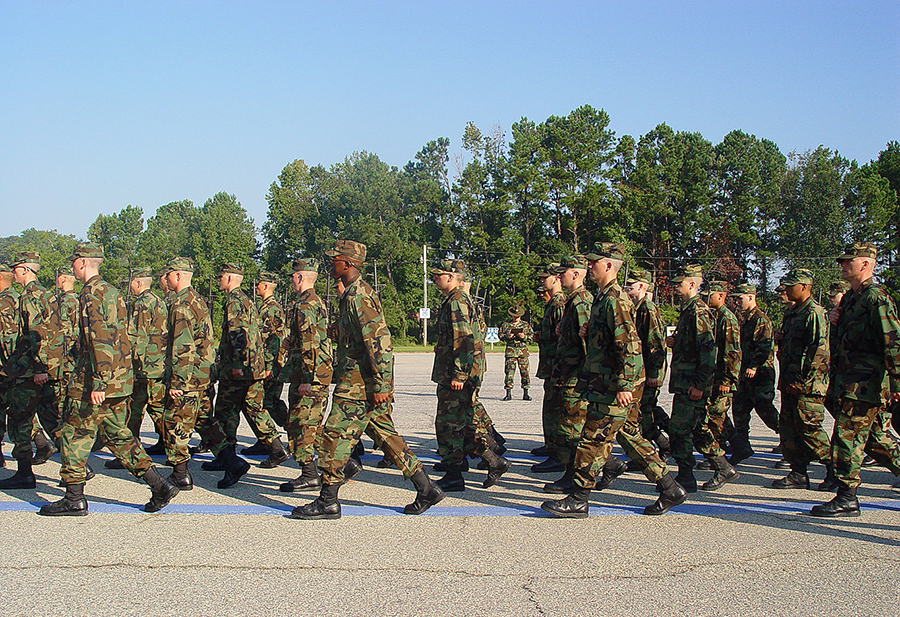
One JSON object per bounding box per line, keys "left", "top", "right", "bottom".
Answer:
{"left": 0, "top": 278, "right": 20, "bottom": 448}
{"left": 537, "top": 288, "right": 566, "bottom": 453}
{"left": 258, "top": 290, "right": 288, "bottom": 427}
{"left": 500, "top": 317, "right": 533, "bottom": 390}
{"left": 128, "top": 285, "right": 168, "bottom": 442}
{"left": 696, "top": 293, "right": 741, "bottom": 456}
{"left": 633, "top": 291, "right": 669, "bottom": 443}
{"left": 470, "top": 297, "right": 496, "bottom": 443}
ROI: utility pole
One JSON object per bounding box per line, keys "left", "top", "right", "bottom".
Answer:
{"left": 422, "top": 244, "right": 428, "bottom": 346}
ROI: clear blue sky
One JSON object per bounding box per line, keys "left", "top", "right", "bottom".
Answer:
{"left": 2, "top": 1, "right": 898, "bottom": 239}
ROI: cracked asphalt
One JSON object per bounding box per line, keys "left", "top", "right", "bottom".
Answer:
{"left": 1, "top": 352, "right": 898, "bottom": 616}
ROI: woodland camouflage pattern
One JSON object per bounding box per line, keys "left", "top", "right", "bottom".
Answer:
{"left": 129, "top": 289, "right": 168, "bottom": 381}
{"left": 165, "top": 286, "right": 215, "bottom": 393}
{"left": 777, "top": 296, "right": 830, "bottom": 396}
{"left": 551, "top": 286, "right": 593, "bottom": 387}
{"left": 669, "top": 294, "right": 716, "bottom": 395}
{"left": 44, "top": 289, "right": 78, "bottom": 380}
{"left": 536, "top": 290, "right": 566, "bottom": 380}
{"left": 218, "top": 288, "right": 266, "bottom": 380}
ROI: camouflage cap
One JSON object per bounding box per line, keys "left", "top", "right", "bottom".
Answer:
{"left": 11, "top": 251, "right": 41, "bottom": 267}
{"left": 706, "top": 280, "right": 728, "bottom": 293}
{"left": 167, "top": 256, "right": 194, "bottom": 273}
{"left": 508, "top": 305, "right": 525, "bottom": 317}
{"left": 130, "top": 266, "right": 153, "bottom": 279}
{"left": 536, "top": 262, "right": 560, "bottom": 278}
{"left": 430, "top": 259, "right": 466, "bottom": 275}
{"left": 672, "top": 263, "right": 703, "bottom": 283}
{"left": 257, "top": 270, "right": 279, "bottom": 283}
{"left": 732, "top": 283, "right": 757, "bottom": 296}
{"left": 625, "top": 268, "right": 652, "bottom": 285}
{"left": 584, "top": 242, "right": 626, "bottom": 262}
{"left": 156, "top": 264, "right": 172, "bottom": 278}
{"left": 775, "top": 280, "right": 786, "bottom": 293}
{"left": 828, "top": 280, "right": 850, "bottom": 295}
{"left": 56, "top": 263, "right": 76, "bottom": 277}
{"left": 218, "top": 262, "right": 243, "bottom": 276}
{"left": 554, "top": 255, "right": 588, "bottom": 273}
{"left": 782, "top": 268, "right": 814, "bottom": 286}
{"left": 837, "top": 241, "right": 877, "bottom": 262}
{"left": 325, "top": 240, "right": 366, "bottom": 262}
{"left": 292, "top": 257, "right": 319, "bottom": 273}
{"left": 69, "top": 242, "right": 104, "bottom": 260}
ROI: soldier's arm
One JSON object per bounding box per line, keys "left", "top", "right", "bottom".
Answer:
{"left": 83, "top": 289, "right": 115, "bottom": 393}
{"left": 798, "top": 308, "right": 829, "bottom": 392}
{"left": 498, "top": 323, "right": 510, "bottom": 342}
{"left": 449, "top": 297, "right": 475, "bottom": 383}
{"left": 749, "top": 316, "right": 774, "bottom": 369}
{"left": 612, "top": 297, "right": 642, "bottom": 394}
{"left": 227, "top": 296, "right": 252, "bottom": 368}
{"left": 695, "top": 311, "right": 717, "bottom": 392}
{"left": 131, "top": 301, "right": 150, "bottom": 362}
{"left": 575, "top": 296, "right": 592, "bottom": 354}
{"left": 297, "top": 304, "right": 322, "bottom": 384}
{"left": 723, "top": 314, "right": 742, "bottom": 387}
{"left": 168, "top": 304, "right": 197, "bottom": 391}
{"left": 645, "top": 308, "right": 667, "bottom": 381}
{"left": 260, "top": 306, "right": 283, "bottom": 371}
{"left": 877, "top": 293, "right": 900, "bottom": 396}
{"left": 356, "top": 293, "right": 393, "bottom": 395}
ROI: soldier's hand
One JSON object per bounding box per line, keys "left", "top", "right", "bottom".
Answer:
{"left": 745, "top": 367, "right": 757, "bottom": 379}
{"left": 517, "top": 332, "right": 525, "bottom": 339}
{"left": 891, "top": 392, "right": 900, "bottom": 403}
{"left": 169, "top": 388, "right": 184, "bottom": 399}
{"left": 646, "top": 377, "right": 660, "bottom": 388}
{"left": 719, "top": 384, "right": 730, "bottom": 395}
{"left": 555, "top": 324, "right": 561, "bottom": 336}
{"left": 615, "top": 391, "right": 633, "bottom": 407}
{"left": 828, "top": 307, "right": 841, "bottom": 326}
{"left": 231, "top": 368, "right": 243, "bottom": 379}
{"left": 264, "top": 370, "right": 272, "bottom": 380}
{"left": 297, "top": 383, "right": 312, "bottom": 395}
{"left": 451, "top": 380, "right": 464, "bottom": 391}
{"left": 372, "top": 391, "right": 391, "bottom": 405}
{"left": 579, "top": 324, "right": 588, "bottom": 338}
{"left": 33, "top": 373, "right": 49, "bottom": 385}
{"left": 665, "top": 336, "right": 675, "bottom": 348}
{"left": 786, "top": 383, "right": 803, "bottom": 395}
{"left": 688, "top": 386, "right": 704, "bottom": 401}
{"left": 90, "top": 391, "right": 106, "bottom": 405}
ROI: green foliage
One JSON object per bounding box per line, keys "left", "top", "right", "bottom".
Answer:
{"left": 0, "top": 228, "right": 80, "bottom": 287}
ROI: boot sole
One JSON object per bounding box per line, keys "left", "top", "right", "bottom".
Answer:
{"left": 280, "top": 481, "right": 322, "bottom": 492}
{"left": 809, "top": 509, "right": 860, "bottom": 518}
{"left": 540, "top": 503, "right": 588, "bottom": 518}
{"left": 217, "top": 461, "right": 251, "bottom": 489}
{"left": 700, "top": 473, "right": 739, "bottom": 491}
{"left": 38, "top": 508, "right": 89, "bottom": 517}
{"left": 288, "top": 511, "right": 341, "bottom": 520}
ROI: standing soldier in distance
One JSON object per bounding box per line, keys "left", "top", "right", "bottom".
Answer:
{"left": 0, "top": 264, "right": 21, "bottom": 468}
{"left": 39, "top": 243, "right": 179, "bottom": 515}
{"left": 213, "top": 263, "right": 289, "bottom": 469}
{"left": 499, "top": 306, "right": 534, "bottom": 401}
{"left": 770, "top": 269, "right": 832, "bottom": 490}
{"left": 812, "top": 242, "right": 900, "bottom": 516}
{"left": 278, "top": 258, "right": 332, "bottom": 493}
{"left": 532, "top": 263, "right": 566, "bottom": 467}
{"left": 290, "top": 240, "right": 444, "bottom": 519}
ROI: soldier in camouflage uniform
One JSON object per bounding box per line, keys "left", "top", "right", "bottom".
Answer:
{"left": 0, "top": 264, "right": 21, "bottom": 468}
{"left": 811, "top": 242, "right": 900, "bottom": 516}
{"left": 431, "top": 259, "right": 509, "bottom": 492}
{"left": 213, "top": 263, "right": 289, "bottom": 468}
{"left": 257, "top": 272, "right": 287, "bottom": 426}
{"left": 278, "top": 258, "right": 332, "bottom": 492}
{"left": 769, "top": 269, "right": 833, "bottom": 490}
{"left": 666, "top": 264, "right": 736, "bottom": 493}
{"left": 39, "top": 243, "right": 179, "bottom": 515}
{"left": 499, "top": 306, "right": 534, "bottom": 401}
{"left": 542, "top": 243, "right": 687, "bottom": 518}
{"left": 532, "top": 263, "right": 566, "bottom": 466}
{"left": 290, "top": 240, "right": 444, "bottom": 519}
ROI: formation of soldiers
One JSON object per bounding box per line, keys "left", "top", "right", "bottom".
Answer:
{"left": 0, "top": 238, "right": 898, "bottom": 520}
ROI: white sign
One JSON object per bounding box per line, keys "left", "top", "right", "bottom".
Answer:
{"left": 484, "top": 327, "right": 500, "bottom": 344}
{"left": 419, "top": 308, "right": 431, "bottom": 319}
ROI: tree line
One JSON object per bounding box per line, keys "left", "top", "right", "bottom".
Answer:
{"left": 2, "top": 105, "right": 898, "bottom": 343}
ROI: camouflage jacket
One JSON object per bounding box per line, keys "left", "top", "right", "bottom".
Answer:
{"left": 68, "top": 275, "right": 134, "bottom": 398}
{"left": 3, "top": 280, "right": 51, "bottom": 379}
{"left": 831, "top": 278, "right": 900, "bottom": 404}
{"left": 536, "top": 291, "right": 566, "bottom": 379}
{"left": 257, "top": 295, "right": 286, "bottom": 375}
{"left": 282, "top": 288, "right": 332, "bottom": 386}
{"left": 576, "top": 280, "right": 644, "bottom": 403}
{"left": 551, "top": 286, "right": 593, "bottom": 388}
{"left": 218, "top": 288, "right": 266, "bottom": 380}
{"left": 45, "top": 289, "right": 79, "bottom": 380}
{"left": 432, "top": 286, "right": 484, "bottom": 387}
{"left": 712, "top": 304, "right": 742, "bottom": 391}
{"left": 0, "top": 286, "right": 21, "bottom": 367}
{"left": 669, "top": 294, "right": 716, "bottom": 395}
{"left": 166, "top": 286, "right": 215, "bottom": 393}
{"left": 737, "top": 306, "right": 775, "bottom": 377}
{"left": 777, "top": 296, "right": 829, "bottom": 396}
{"left": 473, "top": 302, "right": 487, "bottom": 377}
{"left": 634, "top": 295, "right": 667, "bottom": 382}
{"left": 333, "top": 275, "right": 393, "bottom": 400}
{"left": 129, "top": 289, "right": 168, "bottom": 381}
{"left": 499, "top": 319, "right": 533, "bottom": 357}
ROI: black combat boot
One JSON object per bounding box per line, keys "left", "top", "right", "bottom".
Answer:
{"left": 644, "top": 473, "right": 688, "bottom": 515}
{"left": 481, "top": 449, "right": 510, "bottom": 488}
{"left": 774, "top": 458, "right": 791, "bottom": 469}
{"left": 0, "top": 456, "right": 36, "bottom": 489}
{"left": 259, "top": 438, "right": 290, "bottom": 469}
{"left": 143, "top": 467, "right": 180, "bottom": 512}
{"left": 404, "top": 469, "right": 446, "bottom": 515}
{"left": 530, "top": 445, "right": 549, "bottom": 457}
{"left": 376, "top": 454, "right": 394, "bottom": 468}
{"left": 39, "top": 482, "right": 88, "bottom": 516}
{"left": 201, "top": 449, "right": 228, "bottom": 471}
{"left": 772, "top": 469, "right": 810, "bottom": 490}
{"left": 105, "top": 455, "right": 126, "bottom": 469}
{"left": 728, "top": 444, "right": 754, "bottom": 467}
{"left": 701, "top": 456, "right": 739, "bottom": 491}
{"left": 818, "top": 463, "right": 839, "bottom": 492}
{"left": 145, "top": 439, "right": 166, "bottom": 456}
{"left": 810, "top": 486, "right": 860, "bottom": 517}
{"left": 655, "top": 433, "right": 671, "bottom": 461}
{"left": 351, "top": 440, "right": 366, "bottom": 459}
{"left": 340, "top": 455, "right": 363, "bottom": 485}
{"left": 502, "top": 389, "right": 512, "bottom": 401}
{"left": 531, "top": 456, "right": 565, "bottom": 473}
{"left": 434, "top": 458, "right": 468, "bottom": 473}
{"left": 32, "top": 432, "right": 57, "bottom": 465}
{"left": 523, "top": 389, "right": 532, "bottom": 401}
{"left": 695, "top": 458, "right": 712, "bottom": 470}
{"left": 596, "top": 456, "right": 628, "bottom": 490}
{"left": 541, "top": 487, "right": 591, "bottom": 519}
{"left": 217, "top": 447, "right": 251, "bottom": 489}
{"left": 436, "top": 465, "right": 466, "bottom": 492}
{"left": 674, "top": 465, "right": 697, "bottom": 493}
{"left": 290, "top": 483, "right": 341, "bottom": 520}
{"left": 240, "top": 439, "right": 269, "bottom": 455}
{"left": 280, "top": 461, "right": 321, "bottom": 492}
{"left": 543, "top": 461, "right": 575, "bottom": 494}
{"left": 490, "top": 426, "right": 507, "bottom": 445}
{"left": 168, "top": 461, "right": 194, "bottom": 490}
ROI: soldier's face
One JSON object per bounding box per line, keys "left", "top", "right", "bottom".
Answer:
{"left": 217, "top": 274, "right": 228, "bottom": 291}
{"left": 541, "top": 275, "right": 558, "bottom": 291}
{"left": 626, "top": 282, "right": 645, "bottom": 302}
{"left": 840, "top": 257, "right": 869, "bottom": 282}
{"left": 739, "top": 294, "right": 753, "bottom": 311}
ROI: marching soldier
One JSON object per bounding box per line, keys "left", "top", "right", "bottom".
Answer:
{"left": 499, "top": 306, "right": 533, "bottom": 401}
{"left": 0, "top": 264, "right": 21, "bottom": 468}
{"left": 532, "top": 263, "right": 566, "bottom": 467}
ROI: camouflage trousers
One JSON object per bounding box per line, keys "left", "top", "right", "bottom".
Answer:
{"left": 573, "top": 388, "right": 669, "bottom": 489}
{"left": 164, "top": 389, "right": 229, "bottom": 465}
{"left": 541, "top": 381, "right": 564, "bottom": 452}
{"left": 285, "top": 384, "right": 328, "bottom": 464}
{"left": 694, "top": 391, "right": 731, "bottom": 457}
{"left": 59, "top": 393, "right": 153, "bottom": 485}
{"left": 555, "top": 386, "right": 588, "bottom": 465}
{"left": 731, "top": 370, "right": 779, "bottom": 452}
{"left": 318, "top": 396, "right": 422, "bottom": 486}
{"left": 127, "top": 378, "right": 166, "bottom": 442}
{"left": 473, "top": 396, "right": 493, "bottom": 440}
{"left": 263, "top": 378, "right": 288, "bottom": 428}
{"left": 779, "top": 393, "right": 830, "bottom": 470}
{"left": 639, "top": 386, "right": 670, "bottom": 442}
{"left": 830, "top": 398, "right": 900, "bottom": 490}
{"left": 670, "top": 393, "right": 723, "bottom": 469}
{"left": 824, "top": 392, "right": 896, "bottom": 460}
{"left": 435, "top": 383, "right": 489, "bottom": 467}
{"left": 6, "top": 378, "right": 61, "bottom": 460}
{"left": 194, "top": 385, "right": 217, "bottom": 449}
{"left": 215, "top": 378, "right": 280, "bottom": 447}
{"left": 504, "top": 354, "right": 530, "bottom": 390}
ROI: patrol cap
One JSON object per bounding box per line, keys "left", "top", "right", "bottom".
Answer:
{"left": 325, "top": 240, "right": 367, "bottom": 262}
{"left": 292, "top": 258, "right": 319, "bottom": 273}
{"left": 672, "top": 263, "right": 703, "bottom": 283}
{"left": 156, "top": 264, "right": 173, "bottom": 278}
{"left": 837, "top": 241, "right": 877, "bottom": 262}
{"left": 775, "top": 282, "right": 786, "bottom": 293}
{"left": 625, "top": 268, "right": 652, "bottom": 285}
{"left": 218, "top": 262, "right": 243, "bottom": 276}
{"left": 828, "top": 280, "right": 850, "bottom": 295}
{"left": 430, "top": 259, "right": 466, "bottom": 275}
{"left": 130, "top": 266, "right": 153, "bottom": 279}
{"left": 12, "top": 251, "right": 41, "bottom": 267}
{"left": 536, "top": 262, "right": 560, "bottom": 278}
{"left": 584, "top": 242, "right": 626, "bottom": 262}
{"left": 782, "top": 268, "right": 814, "bottom": 286}
{"left": 706, "top": 280, "right": 728, "bottom": 293}
{"left": 56, "top": 263, "right": 76, "bottom": 277}
{"left": 69, "top": 242, "right": 104, "bottom": 261}
{"left": 553, "top": 255, "right": 588, "bottom": 273}
{"left": 167, "top": 257, "right": 194, "bottom": 273}
{"left": 257, "top": 270, "right": 279, "bottom": 283}
{"left": 732, "top": 283, "right": 757, "bottom": 296}
{"left": 508, "top": 305, "right": 525, "bottom": 317}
